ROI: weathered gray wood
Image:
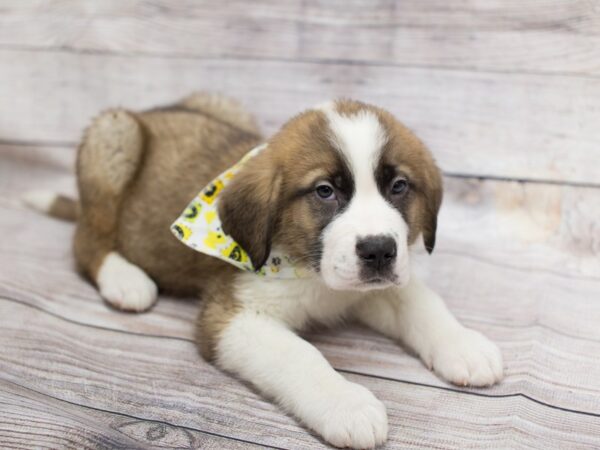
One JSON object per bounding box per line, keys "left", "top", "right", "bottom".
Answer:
{"left": 1, "top": 148, "right": 600, "bottom": 424}
{"left": 0, "top": 379, "right": 262, "bottom": 450}
{"left": 2, "top": 299, "right": 600, "bottom": 450}
{"left": 3, "top": 0, "right": 600, "bottom": 76}
{"left": 2, "top": 51, "right": 600, "bottom": 185}
{"left": 2, "top": 1, "right": 600, "bottom": 447}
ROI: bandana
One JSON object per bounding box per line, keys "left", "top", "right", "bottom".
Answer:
{"left": 170, "top": 144, "right": 309, "bottom": 279}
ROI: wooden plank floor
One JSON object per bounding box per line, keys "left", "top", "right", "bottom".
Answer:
{"left": 1, "top": 1, "right": 599, "bottom": 448}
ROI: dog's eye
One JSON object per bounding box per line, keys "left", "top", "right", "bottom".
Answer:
{"left": 315, "top": 182, "right": 336, "bottom": 200}
{"left": 391, "top": 176, "right": 409, "bottom": 195}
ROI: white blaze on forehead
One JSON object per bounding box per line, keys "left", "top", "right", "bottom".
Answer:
{"left": 324, "top": 108, "right": 387, "bottom": 182}
{"left": 323, "top": 107, "right": 392, "bottom": 229}
{"left": 318, "top": 104, "right": 411, "bottom": 291}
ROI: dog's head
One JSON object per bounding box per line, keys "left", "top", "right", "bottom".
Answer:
{"left": 219, "top": 100, "right": 442, "bottom": 291}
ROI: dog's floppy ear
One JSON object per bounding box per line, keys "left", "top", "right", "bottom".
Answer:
{"left": 218, "top": 151, "right": 281, "bottom": 269}
{"left": 422, "top": 165, "right": 443, "bottom": 254}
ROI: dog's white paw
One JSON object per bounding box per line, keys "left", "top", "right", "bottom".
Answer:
{"left": 310, "top": 382, "right": 388, "bottom": 449}
{"left": 427, "top": 328, "right": 503, "bottom": 387}
{"left": 97, "top": 252, "right": 157, "bottom": 312}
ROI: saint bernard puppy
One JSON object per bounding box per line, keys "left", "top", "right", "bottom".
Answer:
{"left": 25, "top": 94, "right": 503, "bottom": 449}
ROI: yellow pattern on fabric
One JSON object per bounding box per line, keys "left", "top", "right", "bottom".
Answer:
{"left": 170, "top": 144, "right": 308, "bottom": 279}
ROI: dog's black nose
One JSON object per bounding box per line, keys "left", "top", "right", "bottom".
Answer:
{"left": 356, "top": 235, "right": 397, "bottom": 271}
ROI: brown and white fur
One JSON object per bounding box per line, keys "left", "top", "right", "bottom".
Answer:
{"left": 25, "top": 94, "right": 503, "bottom": 449}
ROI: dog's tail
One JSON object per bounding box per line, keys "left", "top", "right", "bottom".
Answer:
{"left": 22, "top": 190, "right": 78, "bottom": 222}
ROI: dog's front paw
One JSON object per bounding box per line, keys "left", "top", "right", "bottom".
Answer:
{"left": 309, "top": 382, "right": 388, "bottom": 449}
{"left": 427, "top": 327, "right": 503, "bottom": 387}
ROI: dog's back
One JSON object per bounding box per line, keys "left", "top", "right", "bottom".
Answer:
{"left": 26, "top": 93, "right": 262, "bottom": 307}
{"left": 113, "top": 97, "right": 262, "bottom": 295}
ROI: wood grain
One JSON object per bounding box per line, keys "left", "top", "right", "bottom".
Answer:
{"left": 0, "top": 379, "right": 265, "bottom": 450}
{"left": 1, "top": 149, "right": 599, "bottom": 428}
{"left": 2, "top": 0, "right": 600, "bottom": 76}
{"left": 2, "top": 299, "right": 600, "bottom": 450}
{"left": 2, "top": 1, "right": 600, "bottom": 447}
{"left": 2, "top": 50, "right": 600, "bottom": 185}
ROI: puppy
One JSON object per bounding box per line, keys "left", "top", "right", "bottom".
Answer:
{"left": 26, "top": 94, "right": 503, "bottom": 449}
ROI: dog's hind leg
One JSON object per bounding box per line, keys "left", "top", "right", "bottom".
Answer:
{"left": 74, "top": 109, "right": 157, "bottom": 312}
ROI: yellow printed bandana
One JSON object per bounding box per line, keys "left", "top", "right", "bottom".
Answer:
{"left": 171, "top": 144, "right": 309, "bottom": 279}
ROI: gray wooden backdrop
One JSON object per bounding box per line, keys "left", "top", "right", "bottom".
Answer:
{"left": 1, "top": 1, "right": 599, "bottom": 448}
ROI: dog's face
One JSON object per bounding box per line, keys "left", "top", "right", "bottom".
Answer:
{"left": 219, "top": 100, "right": 442, "bottom": 291}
